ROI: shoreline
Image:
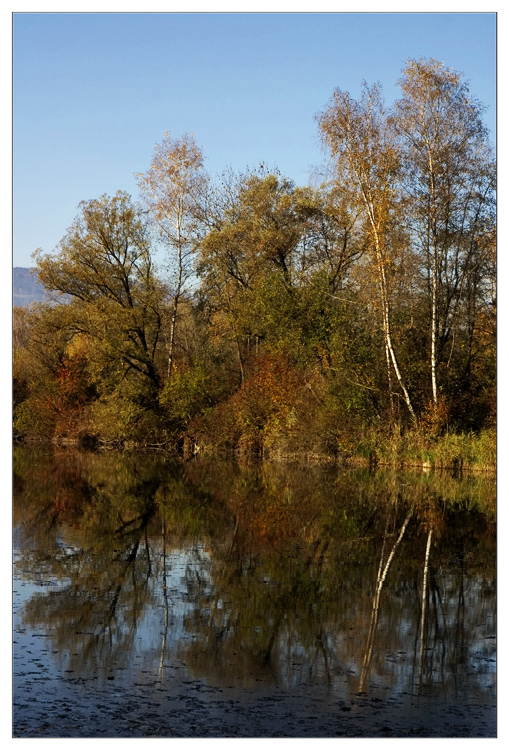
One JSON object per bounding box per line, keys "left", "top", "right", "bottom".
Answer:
{"left": 13, "top": 435, "right": 497, "bottom": 475}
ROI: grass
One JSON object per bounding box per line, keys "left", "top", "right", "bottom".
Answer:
{"left": 349, "top": 426, "right": 496, "bottom": 473}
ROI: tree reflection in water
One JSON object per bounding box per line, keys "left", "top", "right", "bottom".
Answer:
{"left": 13, "top": 446, "right": 496, "bottom": 704}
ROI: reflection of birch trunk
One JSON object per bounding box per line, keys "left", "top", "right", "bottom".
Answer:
{"left": 227, "top": 518, "right": 239, "bottom": 560}
{"left": 145, "top": 527, "right": 152, "bottom": 578}
{"left": 359, "top": 510, "right": 412, "bottom": 692}
{"left": 158, "top": 518, "right": 169, "bottom": 681}
{"left": 454, "top": 541, "right": 466, "bottom": 682}
{"left": 314, "top": 627, "right": 331, "bottom": 685}
{"left": 416, "top": 527, "right": 433, "bottom": 693}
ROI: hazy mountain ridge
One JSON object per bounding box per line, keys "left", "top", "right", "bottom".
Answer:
{"left": 13, "top": 267, "right": 48, "bottom": 307}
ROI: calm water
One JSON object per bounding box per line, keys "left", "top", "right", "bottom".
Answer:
{"left": 13, "top": 446, "right": 496, "bottom": 737}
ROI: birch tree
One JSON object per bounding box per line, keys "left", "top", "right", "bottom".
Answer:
{"left": 137, "top": 132, "right": 208, "bottom": 382}
{"left": 317, "top": 83, "right": 417, "bottom": 422}
{"left": 393, "top": 58, "right": 495, "bottom": 410}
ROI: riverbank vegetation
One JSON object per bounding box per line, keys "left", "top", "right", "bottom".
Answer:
{"left": 13, "top": 59, "right": 496, "bottom": 471}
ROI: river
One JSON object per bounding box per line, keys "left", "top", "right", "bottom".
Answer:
{"left": 13, "top": 445, "right": 496, "bottom": 737}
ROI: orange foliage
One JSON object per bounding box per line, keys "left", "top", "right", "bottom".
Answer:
{"left": 228, "top": 354, "right": 302, "bottom": 449}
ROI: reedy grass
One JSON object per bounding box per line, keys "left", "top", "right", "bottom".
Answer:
{"left": 352, "top": 426, "right": 496, "bottom": 473}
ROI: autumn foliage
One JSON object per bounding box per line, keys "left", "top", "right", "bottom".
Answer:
{"left": 13, "top": 59, "right": 495, "bottom": 465}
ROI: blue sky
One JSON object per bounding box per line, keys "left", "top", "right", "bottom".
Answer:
{"left": 13, "top": 11, "right": 497, "bottom": 267}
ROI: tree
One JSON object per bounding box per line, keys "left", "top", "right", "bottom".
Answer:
{"left": 137, "top": 132, "right": 208, "bottom": 381}
{"left": 198, "top": 170, "right": 351, "bottom": 379}
{"left": 317, "top": 83, "right": 417, "bottom": 423}
{"left": 393, "top": 58, "right": 496, "bottom": 411}
{"left": 33, "top": 192, "right": 166, "bottom": 426}
{"left": 303, "top": 181, "right": 366, "bottom": 296}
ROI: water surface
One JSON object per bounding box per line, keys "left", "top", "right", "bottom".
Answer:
{"left": 13, "top": 446, "right": 496, "bottom": 737}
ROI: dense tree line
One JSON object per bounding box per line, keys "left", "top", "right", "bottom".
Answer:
{"left": 13, "top": 59, "right": 496, "bottom": 458}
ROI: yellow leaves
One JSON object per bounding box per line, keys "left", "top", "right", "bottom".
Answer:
{"left": 66, "top": 332, "right": 92, "bottom": 359}
{"left": 137, "top": 132, "right": 208, "bottom": 252}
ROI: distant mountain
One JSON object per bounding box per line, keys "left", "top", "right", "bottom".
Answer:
{"left": 13, "top": 267, "right": 48, "bottom": 307}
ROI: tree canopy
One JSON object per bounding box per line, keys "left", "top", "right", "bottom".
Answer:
{"left": 14, "top": 58, "right": 496, "bottom": 460}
